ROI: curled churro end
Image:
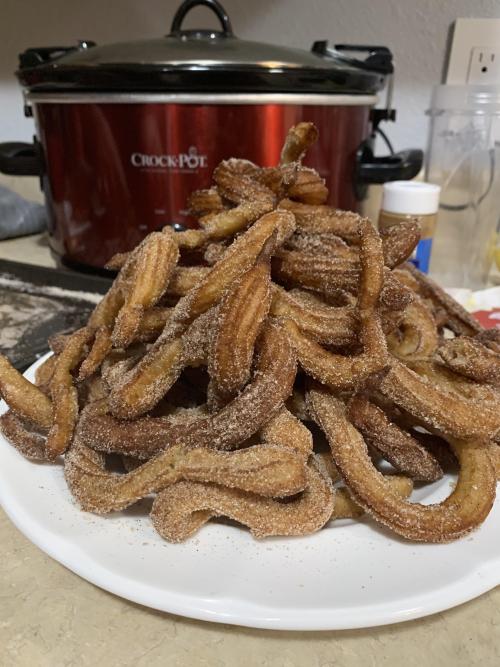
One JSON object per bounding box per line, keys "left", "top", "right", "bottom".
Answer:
{"left": 278, "top": 199, "right": 361, "bottom": 244}
{"left": 280, "top": 122, "right": 319, "bottom": 165}
{"left": 213, "top": 159, "right": 276, "bottom": 206}
{"left": 0, "top": 411, "right": 47, "bottom": 461}
{"left": 150, "top": 456, "right": 334, "bottom": 542}
{"left": 437, "top": 336, "right": 500, "bottom": 387}
{"left": 272, "top": 249, "right": 358, "bottom": 296}
{"left": 0, "top": 354, "right": 53, "bottom": 430}
{"left": 252, "top": 162, "right": 298, "bottom": 196}
{"left": 270, "top": 285, "right": 359, "bottom": 346}
{"left": 379, "top": 271, "right": 415, "bottom": 311}
{"left": 308, "top": 387, "right": 496, "bottom": 542}
{"left": 380, "top": 219, "right": 421, "bottom": 268}
{"left": 169, "top": 228, "right": 207, "bottom": 249}
{"left": 104, "top": 251, "right": 129, "bottom": 271}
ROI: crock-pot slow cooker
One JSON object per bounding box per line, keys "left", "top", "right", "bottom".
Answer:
{"left": 0, "top": 0, "right": 422, "bottom": 271}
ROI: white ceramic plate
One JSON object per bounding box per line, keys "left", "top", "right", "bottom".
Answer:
{"left": 1, "top": 353, "right": 499, "bottom": 631}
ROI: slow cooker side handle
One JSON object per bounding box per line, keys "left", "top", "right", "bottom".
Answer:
{"left": 355, "top": 143, "right": 423, "bottom": 185}
{"left": 0, "top": 142, "right": 41, "bottom": 176}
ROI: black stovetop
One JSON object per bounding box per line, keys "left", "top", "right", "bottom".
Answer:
{"left": 0, "top": 259, "right": 111, "bottom": 370}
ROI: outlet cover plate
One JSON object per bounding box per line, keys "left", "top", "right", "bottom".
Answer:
{"left": 447, "top": 18, "right": 500, "bottom": 84}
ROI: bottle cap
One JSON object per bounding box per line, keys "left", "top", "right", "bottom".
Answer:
{"left": 381, "top": 181, "right": 441, "bottom": 215}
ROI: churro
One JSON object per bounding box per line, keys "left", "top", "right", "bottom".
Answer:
{"left": 151, "top": 456, "right": 334, "bottom": 541}
{"left": 0, "top": 354, "right": 53, "bottom": 430}
{"left": 308, "top": 386, "right": 495, "bottom": 542}
{"left": 66, "top": 438, "right": 308, "bottom": 514}
{"left": 347, "top": 395, "right": 443, "bottom": 481}
{"left": 208, "top": 241, "right": 272, "bottom": 406}
{"left": 112, "top": 232, "right": 179, "bottom": 348}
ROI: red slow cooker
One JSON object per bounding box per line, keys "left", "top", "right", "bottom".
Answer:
{"left": 0, "top": 0, "right": 421, "bottom": 272}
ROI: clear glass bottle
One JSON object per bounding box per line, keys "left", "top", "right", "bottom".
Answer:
{"left": 426, "top": 84, "right": 500, "bottom": 288}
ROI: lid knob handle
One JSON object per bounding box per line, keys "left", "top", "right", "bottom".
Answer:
{"left": 170, "top": 0, "right": 233, "bottom": 37}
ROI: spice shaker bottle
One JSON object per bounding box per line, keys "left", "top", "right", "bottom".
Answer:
{"left": 378, "top": 181, "right": 441, "bottom": 272}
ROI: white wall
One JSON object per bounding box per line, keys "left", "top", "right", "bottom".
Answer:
{"left": 1, "top": 0, "right": 500, "bottom": 151}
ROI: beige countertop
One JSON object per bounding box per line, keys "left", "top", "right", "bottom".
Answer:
{"left": 2, "top": 506, "right": 500, "bottom": 667}
{"left": 0, "top": 230, "right": 499, "bottom": 666}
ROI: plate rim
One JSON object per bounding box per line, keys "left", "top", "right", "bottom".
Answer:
{"left": 0, "top": 353, "right": 499, "bottom": 631}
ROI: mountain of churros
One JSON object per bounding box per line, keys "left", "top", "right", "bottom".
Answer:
{"left": 0, "top": 123, "right": 499, "bottom": 544}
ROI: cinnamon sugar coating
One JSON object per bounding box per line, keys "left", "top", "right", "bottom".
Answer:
{"left": 308, "top": 386, "right": 496, "bottom": 542}
{"left": 65, "top": 438, "right": 308, "bottom": 514}
{"left": 0, "top": 121, "right": 497, "bottom": 546}
{"left": 437, "top": 336, "right": 500, "bottom": 387}
{"left": 0, "top": 411, "right": 46, "bottom": 460}
{"left": 151, "top": 456, "right": 334, "bottom": 541}
{"left": 347, "top": 395, "right": 443, "bottom": 482}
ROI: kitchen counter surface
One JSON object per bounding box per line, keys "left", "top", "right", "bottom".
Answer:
{"left": 0, "top": 232, "right": 56, "bottom": 269}
{"left": 1, "top": 232, "right": 500, "bottom": 667}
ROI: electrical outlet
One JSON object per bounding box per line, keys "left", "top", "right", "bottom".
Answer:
{"left": 446, "top": 18, "right": 500, "bottom": 84}
{"left": 467, "top": 48, "right": 500, "bottom": 84}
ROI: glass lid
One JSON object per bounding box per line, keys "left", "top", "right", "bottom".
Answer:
{"left": 18, "top": 0, "right": 392, "bottom": 95}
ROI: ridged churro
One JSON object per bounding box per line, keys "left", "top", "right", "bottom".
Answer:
{"left": 151, "top": 456, "right": 334, "bottom": 541}
{"left": 112, "top": 232, "right": 179, "bottom": 348}
{"left": 208, "top": 243, "right": 272, "bottom": 406}
{"left": 308, "top": 386, "right": 496, "bottom": 542}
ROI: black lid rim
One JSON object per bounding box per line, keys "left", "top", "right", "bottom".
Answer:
{"left": 17, "top": 63, "right": 386, "bottom": 95}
